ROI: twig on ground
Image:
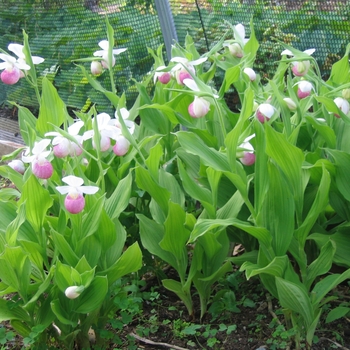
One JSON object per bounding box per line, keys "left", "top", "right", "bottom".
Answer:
{"left": 129, "top": 332, "right": 189, "bottom": 350}
{"left": 319, "top": 337, "right": 350, "bottom": 350}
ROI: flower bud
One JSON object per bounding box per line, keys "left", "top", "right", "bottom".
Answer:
{"left": 158, "top": 72, "right": 171, "bottom": 84}
{"left": 188, "top": 97, "right": 210, "bottom": 118}
{"left": 239, "top": 152, "right": 256, "bottom": 166}
{"left": 53, "top": 138, "right": 71, "bottom": 158}
{"left": 283, "top": 97, "right": 297, "bottom": 111}
{"left": 243, "top": 67, "right": 256, "bottom": 82}
{"left": 91, "top": 61, "right": 103, "bottom": 75}
{"left": 65, "top": 286, "right": 84, "bottom": 299}
{"left": 113, "top": 136, "right": 130, "bottom": 156}
{"left": 342, "top": 89, "right": 350, "bottom": 100}
{"left": 334, "top": 97, "right": 350, "bottom": 118}
{"left": 256, "top": 103, "right": 274, "bottom": 123}
{"left": 101, "top": 52, "right": 115, "bottom": 69}
{"left": 8, "top": 159, "right": 25, "bottom": 174}
{"left": 228, "top": 43, "right": 243, "bottom": 58}
{"left": 292, "top": 60, "right": 310, "bottom": 77}
{"left": 297, "top": 81, "right": 313, "bottom": 99}
{"left": 65, "top": 193, "right": 85, "bottom": 214}
{"left": 32, "top": 159, "right": 53, "bottom": 179}
{"left": 1, "top": 67, "right": 21, "bottom": 85}
{"left": 176, "top": 69, "right": 193, "bottom": 85}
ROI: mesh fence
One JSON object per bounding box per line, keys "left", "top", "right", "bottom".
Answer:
{"left": 0, "top": 0, "right": 349, "bottom": 111}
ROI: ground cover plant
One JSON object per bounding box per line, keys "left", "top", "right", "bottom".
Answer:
{"left": 1, "top": 14, "right": 350, "bottom": 350}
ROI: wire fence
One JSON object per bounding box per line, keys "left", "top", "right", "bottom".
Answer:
{"left": 0, "top": 0, "right": 349, "bottom": 110}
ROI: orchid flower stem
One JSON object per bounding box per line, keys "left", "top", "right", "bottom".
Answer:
{"left": 108, "top": 67, "right": 116, "bottom": 94}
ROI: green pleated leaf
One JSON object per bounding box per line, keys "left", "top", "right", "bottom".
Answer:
{"left": 177, "top": 131, "right": 230, "bottom": 172}
{"left": 135, "top": 166, "right": 170, "bottom": 215}
{"left": 326, "top": 43, "right": 350, "bottom": 85}
{"left": 257, "top": 162, "right": 295, "bottom": 256}
{"left": 326, "top": 307, "right": 350, "bottom": 324}
{"left": 51, "top": 229, "right": 79, "bottom": 267}
{"left": 276, "top": 277, "right": 314, "bottom": 327}
{"left": 51, "top": 299, "right": 78, "bottom": 327}
{"left": 0, "top": 299, "right": 30, "bottom": 323}
{"left": 305, "top": 240, "right": 335, "bottom": 291}
{"left": 305, "top": 116, "right": 336, "bottom": 148}
{"left": 145, "top": 142, "right": 163, "bottom": 180}
{"left": 81, "top": 195, "right": 104, "bottom": 239}
{"left": 75, "top": 276, "right": 108, "bottom": 313}
{"left": 36, "top": 77, "right": 67, "bottom": 135}
{"left": 105, "top": 172, "right": 132, "bottom": 220}
{"left": 240, "top": 255, "right": 289, "bottom": 280}
{"left": 160, "top": 202, "right": 190, "bottom": 261}
{"left": 189, "top": 218, "right": 272, "bottom": 248}
{"left": 18, "top": 175, "right": 53, "bottom": 232}
{"left": 100, "top": 242, "right": 142, "bottom": 284}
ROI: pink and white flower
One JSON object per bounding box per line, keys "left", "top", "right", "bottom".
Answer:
{"left": 243, "top": 67, "right": 256, "bottom": 81}
{"left": 65, "top": 286, "right": 84, "bottom": 299}
{"left": 22, "top": 139, "right": 53, "bottom": 179}
{"left": 113, "top": 135, "right": 130, "bottom": 156}
{"left": 8, "top": 159, "right": 25, "bottom": 174}
{"left": 93, "top": 40, "right": 127, "bottom": 69}
{"left": 154, "top": 65, "right": 172, "bottom": 84}
{"left": 238, "top": 134, "right": 256, "bottom": 166}
{"left": 256, "top": 103, "right": 275, "bottom": 123}
{"left": 223, "top": 23, "right": 249, "bottom": 58}
{"left": 281, "top": 48, "right": 315, "bottom": 77}
{"left": 56, "top": 175, "right": 99, "bottom": 214}
{"left": 170, "top": 56, "right": 207, "bottom": 85}
{"left": 90, "top": 61, "right": 103, "bottom": 75}
{"left": 0, "top": 53, "right": 30, "bottom": 85}
{"left": 296, "top": 80, "right": 313, "bottom": 99}
{"left": 188, "top": 96, "right": 210, "bottom": 118}
{"left": 45, "top": 121, "right": 84, "bottom": 158}
{"left": 334, "top": 97, "right": 350, "bottom": 118}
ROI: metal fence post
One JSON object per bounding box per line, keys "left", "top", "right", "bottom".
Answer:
{"left": 154, "top": 0, "right": 178, "bottom": 61}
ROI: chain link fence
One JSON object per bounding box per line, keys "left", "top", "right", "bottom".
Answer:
{"left": 0, "top": 0, "right": 349, "bottom": 110}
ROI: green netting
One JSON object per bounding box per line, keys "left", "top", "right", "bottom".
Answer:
{"left": 1, "top": 0, "right": 349, "bottom": 111}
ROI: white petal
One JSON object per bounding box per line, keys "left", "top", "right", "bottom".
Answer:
{"left": 235, "top": 23, "right": 246, "bottom": 41}
{"left": 112, "top": 48, "right": 127, "bottom": 55}
{"left": 124, "top": 120, "right": 135, "bottom": 134}
{"left": 45, "top": 131, "right": 61, "bottom": 137}
{"left": 15, "top": 61, "right": 30, "bottom": 70}
{"left": 32, "top": 139, "right": 51, "bottom": 154}
{"left": 190, "top": 57, "right": 207, "bottom": 66}
{"left": 304, "top": 48, "right": 315, "bottom": 56}
{"left": 170, "top": 56, "right": 188, "bottom": 64}
{"left": 98, "top": 40, "right": 109, "bottom": 50}
{"left": 243, "top": 134, "right": 255, "bottom": 142}
{"left": 83, "top": 130, "right": 94, "bottom": 140}
{"left": 22, "top": 154, "right": 35, "bottom": 163}
{"left": 56, "top": 185, "right": 72, "bottom": 194}
{"left": 0, "top": 53, "right": 16, "bottom": 64}
{"left": 281, "top": 49, "right": 293, "bottom": 56}
{"left": 183, "top": 78, "right": 199, "bottom": 92}
{"left": 119, "top": 107, "right": 130, "bottom": 120}
{"left": 62, "top": 175, "right": 84, "bottom": 187}
{"left": 93, "top": 50, "right": 105, "bottom": 57}
{"left": 8, "top": 44, "right": 25, "bottom": 58}
{"left": 80, "top": 186, "right": 99, "bottom": 195}
{"left": 96, "top": 113, "right": 111, "bottom": 128}
{"left": 68, "top": 120, "right": 84, "bottom": 136}
{"left": 32, "top": 56, "right": 45, "bottom": 64}
{"left": 0, "top": 62, "right": 8, "bottom": 70}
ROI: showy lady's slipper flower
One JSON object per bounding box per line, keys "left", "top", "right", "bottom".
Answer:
{"left": 283, "top": 97, "right": 297, "bottom": 111}
{"left": 281, "top": 48, "right": 315, "bottom": 77}
{"left": 243, "top": 67, "right": 256, "bottom": 82}
{"left": 188, "top": 96, "right": 210, "bottom": 118}
{"left": 113, "top": 108, "right": 136, "bottom": 135}
{"left": 8, "top": 159, "right": 25, "bottom": 174}
{"left": 45, "top": 121, "right": 84, "bottom": 158}
{"left": 56, "top": 175, "right": 99, "bottom": 214}
{"left": 0, "top": 53, "right": 30, "bottom": 85}
{"left": 22, "top": 139, "right": 53, "bottom": 179}
{"left": 170, "top": 56, "right": 207, "bottom": 85}
{"left": 83, "top": 113, "right": 120, "bottom": 151}
{"left": 223, "top": 23, "right": 249, "bottom": 58}
{"left": 113, "top": 135, "right": 130, "bottom": 156}
{"left": 8, "top": 43, "right": 45, "bottom": 66}
{"left": 296, "top": 80, "right": 313, "bottom": 99}
{"left": 238, "top": 134, "right": 256, "bottom": 166}
{"left": 256, "top": 103, "right": 275, "bottom": 123}
{"left": 93, "top": 40, "right": 127, "bottom": 69}
{"left": 65, "top": 286, "right": 84, "bottom": 299}
{"left": 154, "top": 65, "right": 172, "bottom": 84}
{"left": 334, "top": 97, "right": 350, "bottom": 118}
{"left": 90, "top": 61, "right": 103, "bottom": 76}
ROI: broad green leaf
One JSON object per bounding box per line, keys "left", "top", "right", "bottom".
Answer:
{"left": 304, "top": 240, "right": 335, "bottom": 291}
{"left": 135, "top": 165, "right": 170, "bottom": 215}
{"left": 75, "top": 276, "right": 108, "bottom": 313}
{"left": 54, "top": 261, "right": 78, "bottom": 292}
{"left": 162, "top": 279, "right": 193, "bottom": 316}
{"left": 18, "top": 175, "right": 53, "bottom": 232}
{"left": 265, "top": 124, "right": 304, "bottom": 210}
{"left": 159, "top": 169, "right": 185, "bottom": 207}
{"left": 138, "top": 214, "right": 177, "bottom": 268}
{"left": 326, "top": 307, "right": 350, "bottom": 323}
{"left": 81, "top": 195, "right": 104, "bottom": 240}
{"left": 176, "top": 131, "right": 231, "bottom": 172}
{"left": 51, "top": 229, "right": 79, "bottom": 267}
{"left": 189, "top": 218, "right": 272, "bottom": 248}
{"left": 100, "top": 242, "right": 142, "bottom": 284}
{"left": 257, "top": 162, "right": 295, "bottom": 255}
{"left": 0, "top": 299, "right": 30, "bottom": 323}
{"left": 36, "top": 77, "right": 67, "bottom": 135}
{"left": 217, "top": 190, "right": 245, "bottom": 220}
{"left": 220, "top": 65, "right": 240, "bottom": 95}
{"left": 145, "top": 142, "right": 163, "bottom": 180}
{"left": 326, "top": 43, "right": 350, "bottom": 85}
{"left": 295, "top": 165, "right": 330, "bottom": 246}
{"left": 97, "top": 209, "right": 117, "bottom": 253}
{"left": 276, "top": 277, "right": 314, "bottom": 328}
{"left": 240, "top": 255, "right": 289, "bottom": 280}
{"left": 105, "top": 171, "right": 132, "bottom": 220}
{"left": 305, "top": 116, "right": 336, "bottom": 148}
{"left": 160, "top": 202, "right": 190, "bottom": 264}
{"left": 104, "top": 219, "right": 127, "bottom": 268}
{"left": 50, "top": 299, "right": 78, "bottom": 327}
{"left": 16, "top": 105, "right": 37, "bottom": 147}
